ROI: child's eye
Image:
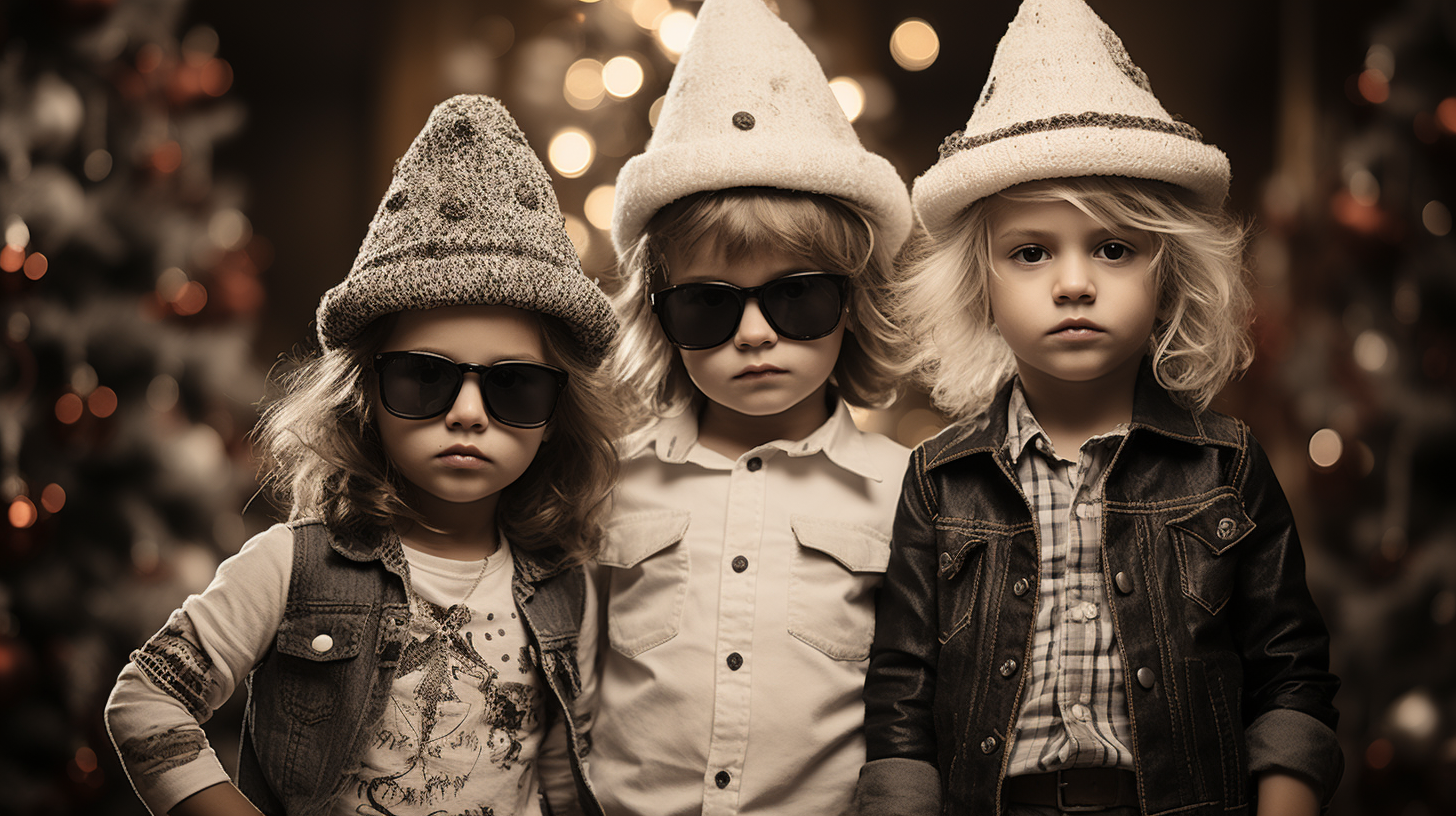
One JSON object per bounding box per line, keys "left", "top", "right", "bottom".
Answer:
{"left": 1095, "top": 242, "right": 1133, "bottom": 261}
{"left": 1012, "top": 246, "right": 1049, "bottom": 264}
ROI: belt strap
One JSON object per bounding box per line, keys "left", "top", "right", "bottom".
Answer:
{"left": 1004, "top": 768, "right": 1138, "bottom": 812}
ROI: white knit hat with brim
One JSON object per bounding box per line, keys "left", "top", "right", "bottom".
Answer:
{"left": 913, "top": 0, "right": 1231, "bottom": 238}
{"left": 611, "top": 0, "right": 911, "bottom": 258}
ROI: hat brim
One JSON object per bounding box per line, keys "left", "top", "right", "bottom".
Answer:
{"left": 912, "top": 126, "right": 1231, "bottom": 238}
{"left": 611, "top": 139, "right": 912, "bottom": 258}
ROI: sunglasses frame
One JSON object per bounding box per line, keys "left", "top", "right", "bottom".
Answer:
{"left": 649, "top": 271, "right": 850, "bottom": 350}
{"left": 372, "top": 351, "right": 567, "bottom": 428}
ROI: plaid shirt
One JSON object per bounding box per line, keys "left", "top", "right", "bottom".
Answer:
{"left": 1004, "top": 383, "right": 1136, "bottom": 776}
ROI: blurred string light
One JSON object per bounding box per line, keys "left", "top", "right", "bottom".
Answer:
{"left": 603, "top": 55, "right": 644, "bottom": 99}
{"left": 828, "top": 76, "right": 865, "bottom": 122}
{"left": 631, "top": 0, "right": 671, "bottom": 29}
{"left": 1354, "top": 330, "right": 1392, "bottom": 373}
{"left": 1309, "top": 428, "right": 1343, "bottom": 469}
{"left": 890, "top": 19, "right": 939, "bottom": 71}
{"left": 648, "top": 95, "right": 667, "bottom": 128}
{"left": 40, "top": 484, "right": 65, "bottom": 514}
{"left": 1422, "top": 200, "right": 1451, "bottom": 236}
{"left": 1437, "top": 98, "right": 1456, "bottom": 133}
{"left": 565, "top": 58, "right": 606, "bottom": 110}
{"left": 549, "top": 128, "right": 595, "bottom": 178}
{"left": 8, "top": 496, "right": 37, "bottom": 529}
{"left": 564, "top": 214, "right": 592, "bottom": 258}
{"left": 656, "top": 10, "right": 696, "bottom": 55}
{"left": 1348, "top": 167, "right": 1380, "bottom": 206}
{"left": 584, "top": 185, "right": 615, "bottom": 231}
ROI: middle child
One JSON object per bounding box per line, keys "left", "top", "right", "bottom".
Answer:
{"left": 590, "top": 1, "right": 913, "bottom": 814}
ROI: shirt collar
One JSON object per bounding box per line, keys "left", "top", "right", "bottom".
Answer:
{"left": 1004, "top": 378, "right": 1129, "bottom": 464}
{"left": 629, "top": 398, "right": 885, "bottom": 482}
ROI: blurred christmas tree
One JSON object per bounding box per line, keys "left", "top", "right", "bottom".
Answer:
{"left": 0, "top": 0, "right": 265, "bottom": 812}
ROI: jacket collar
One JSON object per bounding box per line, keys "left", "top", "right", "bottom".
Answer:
{"left": 926, "top": 362, "right": 1230, "bottom": 471}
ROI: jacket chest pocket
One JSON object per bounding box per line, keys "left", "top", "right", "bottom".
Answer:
{"left": 273, "top": 602, "right": 370, "bottom": 725}
{"left": 597, "top": 510, "right": 692, "bottom": 658}
{"left": 1167, "top": 494, "right": 1256, "bottom": 615}
{"left": 935, "top": 524, "right": 987, "bottom": 644}
{"left": 786, "top": 515, "right": 891, "bottom": 661}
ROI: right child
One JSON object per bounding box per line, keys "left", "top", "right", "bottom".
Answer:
{"left": 588, "top": 1, "right": 914, "bottom": 814}
{"left": 853, "top": 1, "right": 1342, "bottom": 815}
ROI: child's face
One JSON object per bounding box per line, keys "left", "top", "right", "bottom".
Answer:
{"left": 663, "top": 243, "right": 846, "bottom": 422}
{"left": 373, "top": 304, "right": 548, "bottom": 515}
{"left": 987, "top": 197, "right": 1158, "bottom": 392}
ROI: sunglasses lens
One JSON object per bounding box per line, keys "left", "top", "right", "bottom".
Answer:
{"left": 657, "top": 286, "right": 744, "bottom": 349}
{"left": 377, "top": 354, "right": 462, "bottom": 419}
{"left": 483, "top": 363, "right": 564, "bottom": 428}
{"left": 761, "top": 275, "right": 845, "bottom": 339}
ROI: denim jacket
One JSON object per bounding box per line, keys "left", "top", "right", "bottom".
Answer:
{"left": 236, "top": 520, "right": 600, "bottom": 816}
{"left": 856, "top": 370, "right": 1342, "bottom": 816}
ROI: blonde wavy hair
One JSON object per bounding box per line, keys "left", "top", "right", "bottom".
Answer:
{"left": 610, "top": 187, "right": 904, "bottom": 427}
{"left": 897, "top": 176, "right": 1253, "bottom": 421}
{"left": 253, "top": 312, "right": 624, "bottom": 564}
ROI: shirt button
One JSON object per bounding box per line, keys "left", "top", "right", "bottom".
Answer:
{"left": 1013, "top": 577, "right": 1030, "bottom": 596}
{"left": 1081, "top": 602, "right": 1099, "bottom": 620}
{"left": 1071, "top": 703, "right": 1091, "bottom": 721}
{"left": 732, "top": 555, "right": 749, "bottom": 573}
{"left": 999, "top": 658, "right": 1018, "bottom": 677}
{"left": 1137, "top": 667, "right": 1156, "bottom": 689}
{"left": 1075, "top": 503, "right": 1091, "bottom": 519}
{"left": 311, "top": 634, "right": 333, "bottom": 653}
{"left": 1035, "top": 439, "right": 1051, "bottom": 455}
{"left": 727, "top": 652, "right": 743, "bottom": 671}
{"left": 980, "top": 736, "right": 999, "bottom": 754}
{"left": 1115, "top": 571, "right": 1134, "bottom": 594}
{"left": 746, "top": 457, "right": 762, "bottom": 472}
{"left": 715, "top": 770, "right": 731, "bottom": 788}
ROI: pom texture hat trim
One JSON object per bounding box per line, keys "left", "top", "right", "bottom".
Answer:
{"left": 316, "top": 95, "right": 617, "bottom": 362}
{"left": 912, "top": 0, "right": 1232, "bottom": 237}
{"left": 611, "top": 0, "right": 911, "bottom": 258}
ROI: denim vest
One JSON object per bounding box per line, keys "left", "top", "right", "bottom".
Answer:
{"left": 236, "top": 520, "right": 600, "bottom": 816}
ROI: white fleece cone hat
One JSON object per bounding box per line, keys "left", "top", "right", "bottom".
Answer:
{"left": 611, "top": 0, "right": 911, "bottom": 258}
{"left": 913, "top": 0, "right": 1231, "bottom": 237}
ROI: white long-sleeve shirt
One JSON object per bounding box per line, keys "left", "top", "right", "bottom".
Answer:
{"left": 589, "top": 402, "right": 910, "bottom": 816}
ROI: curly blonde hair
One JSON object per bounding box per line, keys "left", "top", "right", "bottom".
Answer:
{"left": 897, "top": 176, "right": 1253, "bottom": 421}
{"left": 253, "top": 311, "right": 624, "bottom": 564}
{"left": 610, "top": 188, "right": 904, "bottom": 427}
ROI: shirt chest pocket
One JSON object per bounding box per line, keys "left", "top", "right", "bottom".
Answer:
{"left": 787, "top": 515, "right": 891, "bottom": 662}
{"left": 598, "top": 510, "right": 692, "bottom": 658}
{"left": 1167, "top": 493, "right": 1256, "bottom": 615}
{"left": 273, "top": 602, "right": 370, "bottom": 725}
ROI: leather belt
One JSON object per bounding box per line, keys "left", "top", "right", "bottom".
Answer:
{"left": 1004, "top": 768, "right": 1139, "bottom": 812}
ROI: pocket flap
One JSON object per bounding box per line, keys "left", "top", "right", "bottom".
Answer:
{"left": 276, "top": 603, "right": 369, "bottom": 662}
{"left": 1167, "top": 494, "right": 1256, "bottom": 555}
{"left": 790, "top": 515, "right": 891, "bottom": 573}
{"left": 932, "top": 525, "right": 986, "bottom": 578}
{"left": 598, "top": 510, "right": 692, "bottom": 569}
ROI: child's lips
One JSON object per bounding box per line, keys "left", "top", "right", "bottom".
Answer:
{"left": 734, "top": 365, "right": 787, "bottom": 380}
{"left": 1050, "top": 318, "right": 1106, "bottom": 339}
{"left": 439, "top": 446, "right": 488, "bottom": 468}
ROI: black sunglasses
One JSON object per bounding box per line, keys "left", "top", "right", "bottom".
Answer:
{"left": 372, "top": 351, "right": 566, "bottom": 428}
{"left": 649, "top": 271, "right": 849, "bottom": 350}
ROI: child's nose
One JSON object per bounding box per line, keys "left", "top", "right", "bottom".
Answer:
{"left": 445, "top": 374, "right": 490, "bottom": 430}
{"left": 1052, "top": 258, "right": 1096, "bottom": 302}
{"left": 733, "top": 298, "right": 778, "bottom": 348}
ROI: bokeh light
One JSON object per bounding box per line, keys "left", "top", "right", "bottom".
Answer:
{"left": 22, "top": 252, "right": 47, "bottom": 281}
{"left": 564, "top": 58, "right": 605, "bottom": 110}
{"left": 564, "top": 214, "right": 592, "bottom": 258}
{"left": 1422, "top": 200, "right": 1451, "bottom": 236}
{"left": 829, "top": 76, "right": 865, "bottom": 122}
{"left": 40, "top": 484, "right": 66, "bottom": 514}
{"left": 1357, "top": 68, "right": 1389, "bottom": 104}
{"left": 657, "top": 10, "right": 696, "bottom": 54}
{"left": 55, "top": 393, "right": 84, "bottom": 424}
{"left": 890, "top": 19, "right": 939, "bottom": 72}
{"left": 147, "top": 374, "right": 180, "bottom": 413}
{"left": 88, "top": 386, "right": 118, "bottom": 418}
{"left": 8, "top": 496, "right": 37, "bottom": 529}
{"left": 548, "top": 128, "right": 595, "bottom": 178}
{"left": 648, "top": 95, "right": 667, "bottom": 128}
{"left": 602, "top": 56, "right": 644, "bottom": 99}
{"left": 1437, "top": 97, "right": 1456, "bottom": 133}
{"left": 1354, "top": 330, "right": 1391, "bottom": 373}
{"left": 631, "top": 0, "right": 670, "bottom": 29}
{"left": 584, "top": 185, "right": 616, "bottom": 231}
{"left": 1309, "top": 428, "right": 1343, "bottom": 469}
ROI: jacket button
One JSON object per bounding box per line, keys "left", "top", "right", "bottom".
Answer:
{"left": 727, "top": 652, "right": 743, "bottom": 671}
{"left": 1137, "top": 667, "right": 1156, "bottom": 689}
{"left": 746, "top": 457, "right": 762, "bottom": 472}
{"left": 1013, "top": 577, "right": 1030, "bottom": 596}
{"left": 715, "top": 770, "right": 731, "bottom": 788}
{"left": 732, "top": 555, "right": 749, "bottom": 573}
{"left": 980, "top": 736, "right": 999, "bottom": 754}
{"left": 311, "top": 634, "right": 333, "bottom": 653}
{"left": 1217, "top": 518, "right": 1237, "bottom": 539}
{"left": 1114, "top": 571, "right": 1133, "bottom": 594}
{"left": 999, "top": 658, "right": 1018, "bottom": 677}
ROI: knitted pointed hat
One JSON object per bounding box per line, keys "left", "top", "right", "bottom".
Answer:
{"left": 912, "top": 0, "right": 1231, "bottom": 237}
{"left": 316, "top": 95, "right": 617, "bottom": 363}
{"left": 611, "top": 0, "right": 911, "bottom": 258}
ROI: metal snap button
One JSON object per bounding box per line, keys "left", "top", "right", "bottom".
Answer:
{"left": 727, "top": 652, "right": 743, "bottom": 671}
{"left": 1013, "top": 577, "right": 1030, "bottom": 596}
{"left": 939, "top": 552, "right": 954, "bottom": 572}
{"left": 1137, "top": 667, "right": 1156, "bottom": 689}
{"left": 1216, "top": 518, "right": 1237, "bottom": 540}
{"left": 980, "top": 736, "right": 999, "bottom": 754}
{"left": 732, "top": 555, "right": 749, "bottom": 573}
{"left": 311, "top": 634, "right": 334, "bottom": 653}
{"left": 731, "top": 111, "right": 755, "bottom": 130}
{"left": 999, "top": 658, "right": 1018, "bottom": 677}
{"left": 1114, "top": 571, "right": 1133, "bottom": 594}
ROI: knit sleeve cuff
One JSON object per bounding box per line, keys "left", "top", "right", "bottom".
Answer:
{"left": 1246, "top": 708, "right": 1344, "bottom": 806}
{"left": 844, "top": 757, "right": 941, "bottom": 816}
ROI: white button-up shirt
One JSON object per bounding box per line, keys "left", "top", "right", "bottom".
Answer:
{"left": 590, "top": 401, "right": 910, "bottom": 816}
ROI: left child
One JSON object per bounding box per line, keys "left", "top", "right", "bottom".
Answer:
{"left": 105, "top": 95, "right": 621, "bottom": 816}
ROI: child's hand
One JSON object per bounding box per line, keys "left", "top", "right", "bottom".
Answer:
{"left": 1255, "top": 772, "right": 1319, "bottom": 816}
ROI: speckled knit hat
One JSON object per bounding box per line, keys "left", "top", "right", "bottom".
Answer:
{"left": 316, "top": 95, "right": 617, "bottom": 363}
{"left": 912, "top": 0, "right": 1231, "bottom": 238}
{"left": 610, "top": 0, "right": 911, "bottom": 259}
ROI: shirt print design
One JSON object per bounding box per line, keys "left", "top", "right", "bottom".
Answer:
{"left": 353, "top": 598, "right": 539, "bottom": 816}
